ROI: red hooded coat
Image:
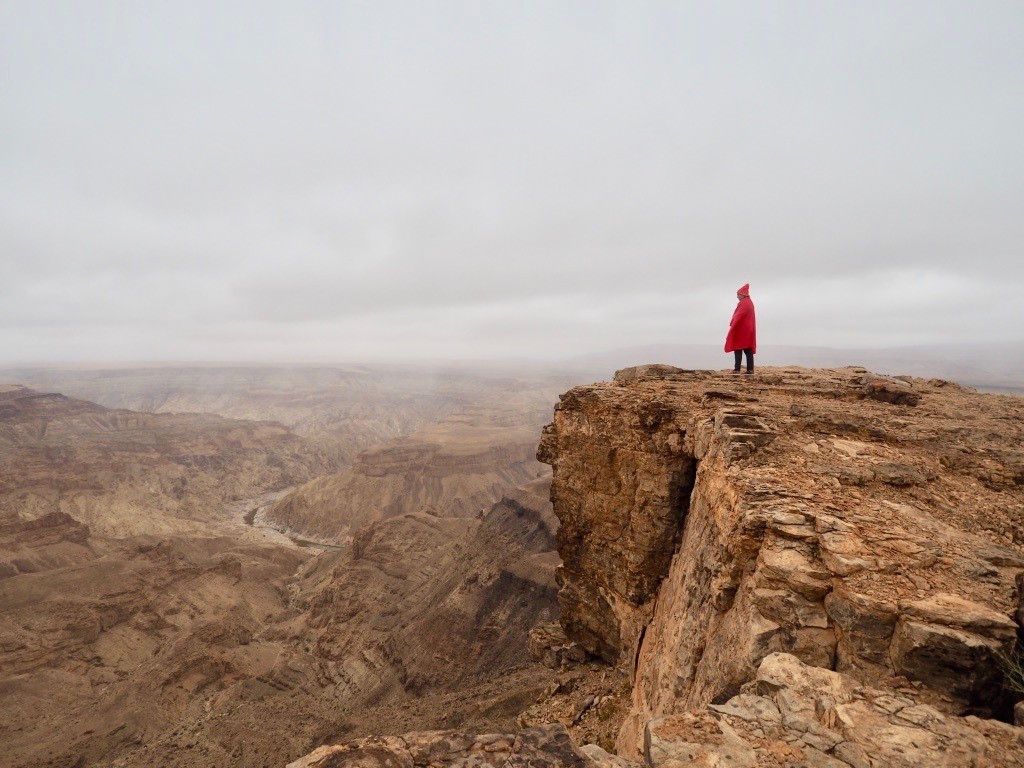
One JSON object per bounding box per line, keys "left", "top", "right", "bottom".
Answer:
{"left": 725, "top": 285, "right": 756, "bottom": 354}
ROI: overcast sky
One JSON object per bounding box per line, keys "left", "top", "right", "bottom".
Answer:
{"left": 2, "top": 1, "right": 1022, "bottom": 363}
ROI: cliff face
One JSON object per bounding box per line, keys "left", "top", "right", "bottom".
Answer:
{"left": 535, "top": 381, "right": 697, "bottom": 669}
{"left": 539, "top": 365, "right": 1024, "bottom": 761}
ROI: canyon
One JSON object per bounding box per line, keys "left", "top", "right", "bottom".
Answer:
{"left": 3, "top": 363, "right": 1024, "bottom": 767}
{"left": 0, "top": 383, "right": 332, "bottom": 539}
{"left": 265, "top": 401, "right": 550, "bottom": 543}
{"left": 0, "top": 368, "right": 565, "bottom": 767}
{"left": 290, "top": 365, "right": 1024, "bottom": 767}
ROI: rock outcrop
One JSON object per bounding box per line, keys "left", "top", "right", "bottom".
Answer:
{"left": 0, "top": 511, "right": 93, "bottom": 578}
{"left": 538, "top": 366, "right": 1024, "bottom": 760}
{"left": 643, "top": 652, "right": 1024, "bottom": 767}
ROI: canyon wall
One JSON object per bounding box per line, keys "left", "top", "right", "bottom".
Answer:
{"left": 0, "top": 380, "right": 566, "bottom": 767}
{"left": 0, "top": 473, "right": 562, "bottom": 768}
{"left": 540, "top": 365, "right": 1024, "bottom": 763}
{"left": 1, "top": 365, "right": 567, "bottom": 467}
{"left": 0, "top": 385, "right": 331, "bottom": 538}
{"left": 267, "top": 403, "right": 550, "bottom": 543}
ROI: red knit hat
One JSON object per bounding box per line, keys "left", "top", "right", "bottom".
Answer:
{"left": 737, "top": 284, "right": 750, "bottom": 296}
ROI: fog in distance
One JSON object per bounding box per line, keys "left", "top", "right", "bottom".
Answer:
{"left": 2, "top": 2, "right": 1022, "bottom": 369}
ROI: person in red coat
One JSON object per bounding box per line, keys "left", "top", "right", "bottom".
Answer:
{"left": 725, "top": 284, "right": 757, "bottom": 374}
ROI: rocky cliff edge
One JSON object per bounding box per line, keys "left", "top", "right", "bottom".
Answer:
{"left": 539, "top": 365, "right": 1024, "bottom": 764}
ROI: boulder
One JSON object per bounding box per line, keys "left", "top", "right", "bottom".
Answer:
{"left": 529, "top": 622, "right": 588, "bottom": 669}
{"left": 860, "top": 374, "right": 921, "bottom": 406}
{"left": 825, "top": 587, "right": 898, "bottom": 664}
{"left": 640, "top": 653, "right": 1024, "bottom": 767}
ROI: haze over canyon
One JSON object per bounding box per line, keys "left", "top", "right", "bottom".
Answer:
{"left": 0, "top": 365, "right": 570, "bottom": 766}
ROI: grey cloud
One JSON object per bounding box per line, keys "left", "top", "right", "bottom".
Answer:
{"left": 2, "top": 1, "right": 1022, "bottom": 362}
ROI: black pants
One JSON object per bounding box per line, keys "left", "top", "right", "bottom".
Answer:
{"left": 733, "top": 349, "right": 754, "bottom": 372}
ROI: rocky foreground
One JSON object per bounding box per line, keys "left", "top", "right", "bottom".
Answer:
{"left": 292, "top": 365, "right": 1024, "bottom": 767}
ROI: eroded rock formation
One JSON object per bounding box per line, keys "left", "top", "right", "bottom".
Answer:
{"left": 267, "top": 403, "right": 550, "bottom": 542}
{"left": 538, "top": 365, "right": 1024, "bottom": 762}
{"left": 642, "top": 652, "right": 1024, "bottom": 767}
{"left": 289, "top": 475, "right": 560, "bottom": 697}
{"left": 0, "top": 381, "right": 565, "bottom": 767}
{"left": 0, "top": 384, "right": 331, "bottom": 538}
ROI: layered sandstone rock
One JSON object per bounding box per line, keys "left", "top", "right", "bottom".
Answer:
{"left": 538, "top": 366, "right": 1024, "bottom": 760}
{"left": 644, "top": 653, "right": 1024, "bottom": 767}
{"left": 535, "top": 379, "right": 695, "bottom": 669}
